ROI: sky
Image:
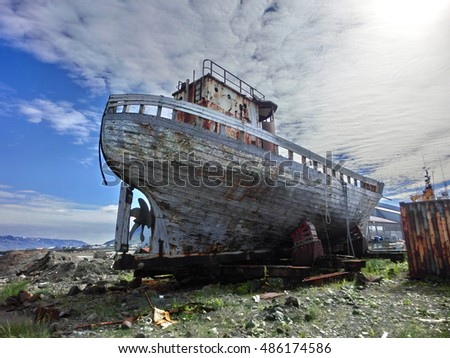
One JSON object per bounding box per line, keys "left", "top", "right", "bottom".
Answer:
{"left": 0, "top": 0, "right": 449, "bottom": 244}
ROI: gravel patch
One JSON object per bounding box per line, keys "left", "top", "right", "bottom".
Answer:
{"left": 1, "top": 249, "right": 449, "bottom": 338}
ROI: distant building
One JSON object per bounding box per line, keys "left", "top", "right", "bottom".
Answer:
{"left": 367, "top": 202, "right": 405, "bottom": 252}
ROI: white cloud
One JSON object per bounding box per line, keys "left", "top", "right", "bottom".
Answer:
{"left": 0, "top": 187, "right": 117, "bottom": 244}
{"left": 18, "top": 98, "right": 98, "bottom": 144}
{"left": 0, "top": 0, "right": 242, "bottom": 95}
{"left": 1, "top": 0, "right": 450, "bottom": 201}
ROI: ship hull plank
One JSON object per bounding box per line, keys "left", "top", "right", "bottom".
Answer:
{"left": 102, "top": 110, "right": 382, "bottom": 258}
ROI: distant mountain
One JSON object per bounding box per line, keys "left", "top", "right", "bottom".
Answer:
{"left": 0, "top": 235, "right": 88, "bottom": 251}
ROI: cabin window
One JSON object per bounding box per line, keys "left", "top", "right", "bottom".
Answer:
{"left": 144, "top": 106, "right": 158, "bottom": 116}
{"left": 161, "top": 108, "right": 173, "bottom": 118}
{"left": 129, "top": 105, "right": 140, "bottom": 113}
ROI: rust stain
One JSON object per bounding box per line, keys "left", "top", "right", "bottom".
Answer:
{"left": 400, "top": 199, "right": 450, "bottom": 278}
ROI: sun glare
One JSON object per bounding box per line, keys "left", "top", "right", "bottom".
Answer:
{"left": 372, "top": 0, "right": 448, "bottom": 28}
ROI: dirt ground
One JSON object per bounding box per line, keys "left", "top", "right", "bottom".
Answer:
{"left": 1, "top": 248, "right": 449, "bottom": 338}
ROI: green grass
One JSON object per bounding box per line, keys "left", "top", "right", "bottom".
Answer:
{"left": 0, "top": 320, "right": 51, "bottom": 338}
{"left": 0, "top": 279, "right": 29, "bottom": 303}
{"left": 0, "top": 279, "right": 53, "bottom": 337}
{"left": 328, "top": 277, "right": 355, "bottom": 289}
{"left": 203, "top": 297, "right": 226, "bottom": 310}
{"left": 98, "top": 328, "right": 135, "bottom": 338}
{"left": 397, "top": 322, "right": 450, "bottom": 338}
{"left": 362, "top": 259, "right": 408, "bottom": 279}
{"left": 116, "top": 270, "right": 135, "bottom": 282}
{"left": 90, "top": 295, "right": 125, "bottom": 321}
{"left": 304, "top": 304, "right": 320, "bottom": 322}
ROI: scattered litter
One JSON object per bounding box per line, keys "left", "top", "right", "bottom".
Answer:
{"left": 152, "top": 307, "right": 172, "bottom": 325}
{"left": 260, "top": 292, "right": 285, "bottom": 300}
{"left": 145, "top": 291, "right": 175, "bottom": 328}
{"left": 252, "top": 292, "right": 286, "bottom": 303}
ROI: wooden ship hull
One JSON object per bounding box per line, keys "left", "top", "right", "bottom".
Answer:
{"left": 100, "top": 60, "right": 384, "bottom": 277}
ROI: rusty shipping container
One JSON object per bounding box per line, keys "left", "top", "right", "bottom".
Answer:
{"left": 400, "top": 199, "right": 450, "bottom": 278}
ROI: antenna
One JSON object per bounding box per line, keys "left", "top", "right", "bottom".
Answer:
{"left": 410, "top": 154, "right": 435, "bottom": 201}
{"left": 421, "top": 154, "right": 432, "bottom": 190}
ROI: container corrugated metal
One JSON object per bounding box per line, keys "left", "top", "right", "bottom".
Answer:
{"left": 400, "top": 199, "right": 450, "bottom": 279}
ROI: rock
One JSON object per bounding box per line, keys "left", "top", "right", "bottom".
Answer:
{"left": 83, "top": 285, "right": 106, "bottom": 295}
{"left": 38, "top": 282, "right": 49, "bottom": 289}
{"left": 54, "top": 331, "right": 66, "bottom": 338}
{"left": 356, "top": 271, "right": 383, "bottom": 286}
{"left": 17, "top": 290, "right": 33, "bottom": 303}
{"left": 86, "top": 313, "right": 98, "bottom": 322}
{"left": 5, "top": 296, "right": 19, "bottom": 306}
{"left": 1, "top": 249, "right": 448, "bottom": 339}
{"left": 34, "top": 305, "right": 60, "bottom": 322}
{"left": 367, "top": 276, "right": 383, "bottom": 284}
{"left": 245, "top": 318, "right": 257, "bottom": 330}
{"left": 264, "top": 307, "right": 285, "bottom": 322}
{"left": 94, "top": 251, "right": 108, "bottom": 259}
{"left": 284, "top": 296, "right": 299, "bottom": 307}
{"left": 355, "top": 272, "right": 367, "bottom": 286}
{"left": 49, "top": 322, "right": 63, "bottom": 333}
{"left": 117, "top": 279, "right": 130, "bottom": 287}
{"left": 121, "top": 320, "right": 133, "bottom": 329}
{"left": 68, "top": 285, "right": 82, "bottom": 296}
{"left": 128, "top": 277, "right": 142, "bottom": 290}
{"left": 58, "top": 309, "right": 72, "bottom": 318}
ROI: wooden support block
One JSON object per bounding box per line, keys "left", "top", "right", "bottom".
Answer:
{"left": 114, "top": 182, "right": 133, "bottom": 252}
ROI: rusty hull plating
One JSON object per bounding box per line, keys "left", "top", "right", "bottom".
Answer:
{"left": 99, "top": 59, "right": 384, "bottom": 276}
{"left": 400, "top": 199, "right": 450, "bottom": 279}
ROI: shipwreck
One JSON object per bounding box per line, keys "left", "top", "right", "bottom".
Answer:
{"left": 99, "top": 59, "right": 384, "bottom": 280}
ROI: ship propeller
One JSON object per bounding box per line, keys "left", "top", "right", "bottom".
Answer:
{"left": 129, "top": 198, "right": 155, "bottom": 243}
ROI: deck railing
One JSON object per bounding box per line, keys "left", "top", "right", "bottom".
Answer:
{"left": 104, "top": 94, "right": 383, "bottom": 194}
{"left": 202, "top": 59, "right": 265, "bottom": 101}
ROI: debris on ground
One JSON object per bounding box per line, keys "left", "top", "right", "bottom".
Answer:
{"left": 1, "top": 249, "right": 449, "bottom": 338}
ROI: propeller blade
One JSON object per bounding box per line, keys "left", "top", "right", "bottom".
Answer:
{"left": 129, "top": 198, "right": 153, "bottom": 244}
{"left": 138, "top": 198, "right": 149, "bottom": 217}
{"left": 130, "top": 207, "right": 141, "bottom": 218}
{"left": 142, "top": 210, "right": 154, "bottom": 228}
